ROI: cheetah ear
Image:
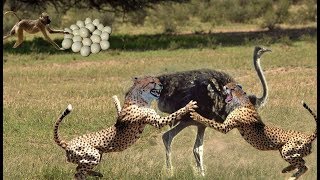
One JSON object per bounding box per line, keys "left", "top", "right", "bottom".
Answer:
{"left": 132, "top": 77, "right": 138, "bottom": 82}
{"left": 236, "top": 84, "right": 242, "bottom": 89}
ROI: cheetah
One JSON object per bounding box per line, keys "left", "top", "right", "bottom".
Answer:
{"left": 190, "top": 82, "right": 317, "bottom": 180}
{"left": 53, "top": 76, "right": 198, "bottom": 180}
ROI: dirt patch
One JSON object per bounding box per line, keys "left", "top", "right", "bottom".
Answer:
{"left": 265, "top": 66, "right": 316, "bottom": 75}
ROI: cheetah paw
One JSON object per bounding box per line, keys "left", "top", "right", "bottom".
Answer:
{"left": 190, "top": 112, "right": 201, "bottom": 121}
{"left": 185, "top": 100, "right": 198, "bottom": 112}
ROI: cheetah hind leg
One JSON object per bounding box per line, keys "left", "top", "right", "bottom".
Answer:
{"left": 288, "top": 165, "right": 308, "bottom": 180}
{"left": 75, "top": 164, "right": 102, "bottom": 180}
{"left": 88, "top": 170, "right": 103, "bottom": 177}
{"left": 282, "top": 157, "right": 308, "bottom": 180}
{"left": 284, "top": 158, "right": 308, "bottom": 180}
{"left": 74, "top": 151, "right": 101, "bottom": 179}
{"left": 282, "top": 164, "right": 296, "bottom": 173}
{"left": 74, "top": 168, "right": 86, "bottom": 180}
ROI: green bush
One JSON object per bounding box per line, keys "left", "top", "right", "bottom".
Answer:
{"left": 61, "top": 8, "right": 115, "bottom": 28}
{"left": 287, "top": 0, "right": 317, "bottom": 24}
{"left": 260, "top": 0, "right": 290, "bottom": 30}
{"left": 126, "top": 10, "right": 148, "bottom": 26}
{"left": 146, "top": 3, "right": 191, "bottom": 33}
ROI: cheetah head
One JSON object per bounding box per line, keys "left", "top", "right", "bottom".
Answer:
{"left": 223, "top": 82, "right": 252, "bottom": 108}
{"left": 128, "top": 76, "right": 163, "bottom": 104}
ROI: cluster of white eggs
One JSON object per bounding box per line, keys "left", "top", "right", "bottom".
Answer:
{"left": 62, "top": 18, "right": 112, "bottom": 56}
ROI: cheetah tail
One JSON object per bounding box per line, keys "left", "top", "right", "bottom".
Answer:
{"left": 54, "top": 104, "right": 72, "bottom": 149}
{"left": 4, "top": 11, "right": 22, "bottom": 21}
{"left": 302, "top": 101, "right": 317, "bottom": 142}
{"left": 112, "top": 95, "right": 121, "bottom": 117}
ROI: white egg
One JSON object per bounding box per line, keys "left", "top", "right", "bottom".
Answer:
{"left": 64, "top": 28, "right": 72, "bottom": 34}
{"left": 73, "top": 29, "right": 80, "bottom": 36}
{"left": 102, "top": 26, "right": 112, "bottom": 34}
{"left": 79, "top": 27, "right": 90, "bottom": 38}
{"left": 85, "top": 23, "right": 96, "bottom": 33}
{"left": 84, "top": 17, "right": 92, "bottom": 24}
{"left": 90, "top": 34, "right": 101, "bottom": 43}
{"left": 72, "top": 35, "right": 82, "bottom": 42}
{"left": 76, "top": 20, "right": 85, "bottom": 28}
{"left": 100, "top": 40, "right": 110, "bottom": 50}
{"left": 71, "top": 41, "right": 82, "bottom": 52}
{"left": 90, "top": 43, "right": 101, "bottom": 53}
{"left": 92, "top": 19, "right": 100, "bottom": 26}
{"left": 82, "top": 38, "right": 92, "bottom": 46}
{"left": 92, "top": 29, "right": 102, "bottom": 36}
{"left": 97, "top": 24, "right": 104, "bottom": 31}
{"left": 70, "top": 24, "right": 79, "bottom": 30}
{"left": 64, "top": 33, "right": 73, "bottom": 39}
{"left": 61, "top": 38, "right": 73, "bottom": 49}
{"left": 80, "top": 46, "right": 91, "bottom": 57}
{"left": 100, "top": 32, "right": 109, "bottom": 40}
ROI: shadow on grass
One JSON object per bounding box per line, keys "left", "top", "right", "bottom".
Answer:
{"left": 3, "top": 27, "right": 317, "bottom": 54}
{"left": 39, "top": 166, "right": 71, "bottom": 180}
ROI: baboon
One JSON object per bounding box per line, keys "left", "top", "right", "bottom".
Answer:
{"left": 3, "top": 11, "right": 68, "bottom": 50}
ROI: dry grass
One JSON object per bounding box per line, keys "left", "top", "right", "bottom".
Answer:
{"left": 3, "top": 41, "right": 317, "bottom": 179}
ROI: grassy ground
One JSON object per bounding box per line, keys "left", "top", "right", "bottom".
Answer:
{"left": 3, "top": 34, "right": 317, "bottom": 179}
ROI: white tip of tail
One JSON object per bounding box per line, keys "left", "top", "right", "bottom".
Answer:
{"left": 67, "top": 104, "right": 73, "bottom": 111}
{"left": 301, "top": 100, "right": 305, "bottom": 105}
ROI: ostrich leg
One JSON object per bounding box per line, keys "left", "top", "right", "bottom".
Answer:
{"left": 193, "top": 124, "right": 206, "bottom": 176}
{"left": 162, "top": 120, "right": 193, "bottom": 174}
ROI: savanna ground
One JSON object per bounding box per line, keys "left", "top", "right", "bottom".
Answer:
{"left": 3, "top": 23, "right": 317, "bottom": 180}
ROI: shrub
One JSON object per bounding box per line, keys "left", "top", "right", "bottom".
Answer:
{"left": 260, "top": 0, "right": 290, "bottom": 30}
{"left": 146, "top": 3, "right": 191, "bottom": 34}
{"left": 61, "top": 8, "right": 115, "bottom": 28}
{"left": 287, "top": 0, "right": 317, "bottom": 24}
{"left": 126, "top": 10, "right": 148, "bottom": 26}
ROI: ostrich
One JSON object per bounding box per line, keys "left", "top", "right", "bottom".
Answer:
{"left": 156, "top": 46, "right": 271, "bottom": 175}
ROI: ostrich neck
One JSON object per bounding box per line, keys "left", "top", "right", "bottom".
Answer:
{"left": 253, "top": 55, "right": 268, "bottom": 107}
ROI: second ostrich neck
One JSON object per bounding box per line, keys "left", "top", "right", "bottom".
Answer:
{"left": 253, "top": 54, "right": 268, "bottom": 107}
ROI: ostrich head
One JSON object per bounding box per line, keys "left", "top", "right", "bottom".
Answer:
{"left": 254, "top": 46, "right": 272, "bottom": 59}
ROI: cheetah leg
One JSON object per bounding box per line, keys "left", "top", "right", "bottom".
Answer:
{"left": 193, "top": 125, "right": 206, "bottom": 176}
{"left": 281, "top": 140, "right": 312, "bottom": 179}
{"left": 281, "top": 152, "right": 307, "bottom": 179}
{"left": 74, "top": 165, "right": 88, "bottom": 180}
{"left": 74, "top": 148, "right": 101, "bottom": 180}
{"left": 290, "top": 166, "right": 308, "bottom": 180}
{"left": 87, "top": 170, "right": 103, "bottom": 177}
{"left": 282, "top": 164, "right": 296, "bottom": 173}
{"left": 75, "top": 162, "right": 101, "bottom": 180}
{"left": 162, "top": 120, "right": 192, "bottom": 175}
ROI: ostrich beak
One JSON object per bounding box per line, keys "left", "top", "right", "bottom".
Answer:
{"left": 263, "top": 48, "right": 272, "bottom": 52}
